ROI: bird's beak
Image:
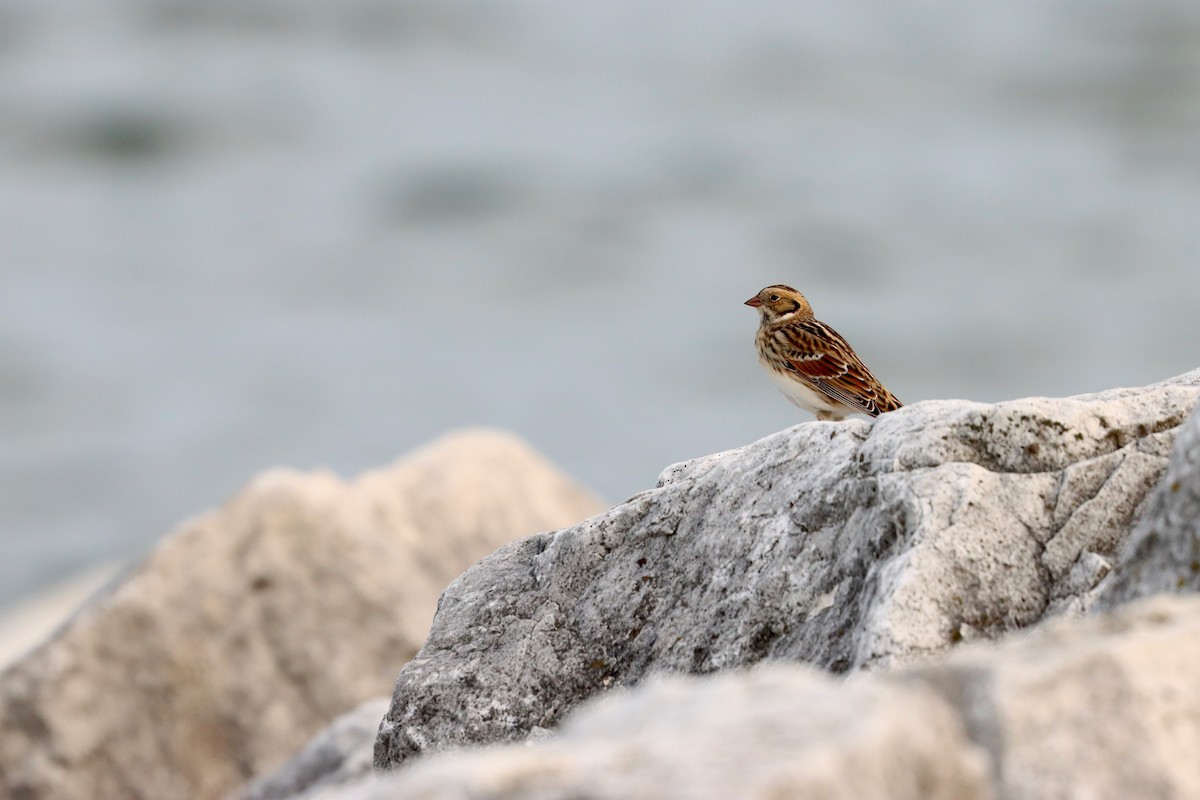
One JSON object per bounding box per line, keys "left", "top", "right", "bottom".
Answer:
{"left": 744, "top": 296, "right": 763, "bottom": 307}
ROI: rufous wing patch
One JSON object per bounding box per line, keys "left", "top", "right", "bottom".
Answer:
{"left": 786, "top": 354, "right": 846, "bottom": 378}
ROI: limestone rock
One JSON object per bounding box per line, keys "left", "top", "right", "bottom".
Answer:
{"left": 356, "top": 667, "right": 992, "bottom": 800}
{"left": 375, "top": 373, "right": 1200, "bottom": 769}
{"left": 1093, "top": 397, "right": 1200, "bottom": 607}
{"left": 912, "top": 594, "right": 1200, "bottom": 800}
{"left": 316, "top": 596, "right": 1200, "bottom": 800}
{"left": 0, "top": 429, "right": 603, "bottom": 800}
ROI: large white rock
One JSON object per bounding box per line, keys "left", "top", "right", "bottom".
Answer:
{"left": 0, "top": 430, "right": 603, "bottom": 800}
{"left": 326, "top": 595, "right": 1200, "bottom": 800}
{"left": 375, "top": 373, "right": 1200, "bottom": 769}
{"left": 912, "top": 595, "right": 1200, "bottom": 799}
{"left": 362, "top": 667, "right": 992, "bottom": 800}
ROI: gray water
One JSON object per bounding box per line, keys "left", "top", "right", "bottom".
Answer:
{"left": 3, "top": 0, "right": 1199, "bottom": 608}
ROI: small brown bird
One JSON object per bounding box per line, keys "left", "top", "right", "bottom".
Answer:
{"left": 746, "top": 284, "right": 903, "bottom": 421}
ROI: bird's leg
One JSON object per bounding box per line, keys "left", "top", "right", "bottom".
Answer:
{"left": 815, "top": 411, "right": 835, "bottom": 421}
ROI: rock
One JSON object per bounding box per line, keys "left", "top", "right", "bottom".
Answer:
{"left": 0, "top": 429, "right": 604, "bottom": 800}
{"left": 911, "top": 594, "right": 1200, "bottom": 800}
{"left": 1093, "top": 396, "right": 1200, "bottom": 607}
{"left": 375, "top": 373, "right": 1200, "bottom": 769}
{"left": 308, "top": 595, "right": 1200, "bottom": 800}
{"left": 358, "top": 668, "right": 991, "bottom": 800}
{"left": 0, "top": 562, "right": 121, "bottom": 669}
{"left": 231, "top": 698, "right": 390, "bottom": 800}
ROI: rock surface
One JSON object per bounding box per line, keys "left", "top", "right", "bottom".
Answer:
{"left": 375, "top": 373, "right": 1200, "bottom": 769}
{"left": 0, "top": 429, "right": 603, "bottom": 800}
{"left": 232, "top": 698, "right": 391, "bottom": 800}
{"left": 320, "top": 594, "right": 1200, "bottom": 800}
{"left": 363, "top": 668, "right": 991, "bottom": 800}
{"left": 1094, "top": 395, "right": 1200, "bottom": 607}
{"left": 912, "top": 595, "right": 1200, "bottom": 800}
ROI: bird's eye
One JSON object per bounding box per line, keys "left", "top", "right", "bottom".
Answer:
{"left": 768, "top": 294, "right": 780, "bottom": 302}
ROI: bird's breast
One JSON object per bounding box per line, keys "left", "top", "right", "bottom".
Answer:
{"left": 759, "top": 357, "right": 844, "bottom": 415}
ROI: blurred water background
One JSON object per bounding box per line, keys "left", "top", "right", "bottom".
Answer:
{"left": 2, "top": 0, "right": 1199, "bottom": 609}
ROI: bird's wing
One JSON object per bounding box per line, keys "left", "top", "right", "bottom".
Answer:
{"left": 771, "top": 320, "right": 902, "bottom": 417}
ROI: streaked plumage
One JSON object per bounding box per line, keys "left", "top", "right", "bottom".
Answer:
{"left": 745, "top": 284, "right": 902, "bottom": 421}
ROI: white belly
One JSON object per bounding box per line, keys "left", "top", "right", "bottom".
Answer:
{"left": 762, "top": 362, "right": 847, "bottom": 418}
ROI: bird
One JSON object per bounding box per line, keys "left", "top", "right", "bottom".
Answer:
{"left": 745, "top": 284, "right": 903, "bottom": 421}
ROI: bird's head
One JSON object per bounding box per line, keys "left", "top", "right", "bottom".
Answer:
{"left": 744, "top": 285, "right": 814, "bottom": 322}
